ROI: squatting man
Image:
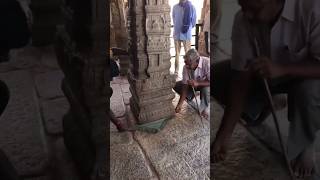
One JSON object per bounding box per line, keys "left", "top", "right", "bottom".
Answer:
{"left": 174, "top": 49, "right": 210, "bottom": 119}
{"left": 212, "top": 0, "right": 320, "bottom": 179}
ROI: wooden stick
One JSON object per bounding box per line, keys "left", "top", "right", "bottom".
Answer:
{"left": 188, "top": 70, "right": 205, "bottom": 129}
{"left": 253, "top": 38, "right": 296, "bottom": 180}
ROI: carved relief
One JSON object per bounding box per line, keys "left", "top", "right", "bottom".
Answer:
{"left": 146, "top": 15, "right": 170, "bottom": 34}
{"left": 147, "top": 36, "right": 170, "bottom": 52}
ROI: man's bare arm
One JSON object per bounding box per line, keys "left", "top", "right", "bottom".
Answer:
{"left": 195, "top": 80, "right": 210, "bottom": 87}
{"left": 283, "top": 61, "right": 320, "bottom": 78}
{"left": 175, "top": 84, "right": 189, "bottom": 113}
{"left": 252, "top": 57, "right": 320, "bottom": 79}
{"left": 215, "top": 70, "right": 252, "bottom": 143}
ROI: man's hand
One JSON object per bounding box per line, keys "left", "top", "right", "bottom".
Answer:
{"left": 187, "top": 80, "right": 199, "bottom": 87}
{"left": 175, "top": 104, "right": 182, "bottom": 113}
{"left": 251, "top": 56, "right": 287, "bottom": 78}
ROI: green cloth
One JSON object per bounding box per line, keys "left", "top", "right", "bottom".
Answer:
{"left": 133, "top": 118, "right": 171, "bottom": 133}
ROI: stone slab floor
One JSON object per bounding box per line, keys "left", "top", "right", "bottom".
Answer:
{"left": 0, "top": 46, "right": 80, "bottom": 179}
{"left": 110, "top": 76, "right": 210, "bottom": 179}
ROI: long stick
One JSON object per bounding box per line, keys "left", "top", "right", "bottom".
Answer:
{"left": 188, "top": 70, "right": 205, "bottom": 129}
{"left": 253, "top": 38, "right": 296, "bottom": 180}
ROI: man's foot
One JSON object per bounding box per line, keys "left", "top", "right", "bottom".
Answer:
{"left": 211, "top": 137, "right": 229, "bottom": 163}
{"left": 291, "top": 144, "right": 315, "bottom": 179}
{"left": 175, "top": 105, "right": 182, "bottom": 113}
{"left": 201, "top": 109, "right": 209, "bottom": 120}
{"left": 110, "top": 111, "right": 127, "bottom": 132}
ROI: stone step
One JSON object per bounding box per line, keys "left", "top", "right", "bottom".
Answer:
{"left": 0, "top": 70, "right": 49, "bottom": 176}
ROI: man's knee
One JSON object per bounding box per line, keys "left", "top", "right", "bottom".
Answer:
{"left": 211, "top": 60, "right": 232, "bottom": 103}
{"left": 173, "top": 81, "right": 184, "bottom": 95}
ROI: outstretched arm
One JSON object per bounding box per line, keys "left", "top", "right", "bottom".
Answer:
{"left": 251, "top": 57, "right": 320, "bottom": 79}
{"left": 175, "top": 84, "right": 189, "bottom": 113}
{"left": 212, "top": 70, "right": 253, "bottom": 162}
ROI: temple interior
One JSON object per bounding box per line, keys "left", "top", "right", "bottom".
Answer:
{"left": 0, "top": 0, "right": 211, "bottom": 179}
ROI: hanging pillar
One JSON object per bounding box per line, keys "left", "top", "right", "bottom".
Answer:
{"left": 127, "top": 0, "right": 175, "bottom": 124}
{"left": 55, "top": 0, "right": 108, "bottom": 178}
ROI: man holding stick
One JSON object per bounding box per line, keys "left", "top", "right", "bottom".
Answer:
{"left": 212, "top": 0, "right": 320, "bottom": 178}
{"left": 174, "top": 49, "right": 210, "bottom": 119}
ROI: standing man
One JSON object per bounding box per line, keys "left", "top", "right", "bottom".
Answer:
{"left": 174, "top": 49, "right": 210, "bottom": 119}
{"left": 212, "top": 0, "right": 320, "bottom": 179}
{"left": 172, "top": 0, "right": 197, "bottom": 75}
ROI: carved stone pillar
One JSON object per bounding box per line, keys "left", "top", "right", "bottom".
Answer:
{"left": 55, "top": 0, "right": 108, "bottom": 178}
{"left": 127, "top": 0, "right": 175, "bottom": 124}
{"left": 110, "top": 0, "right": 128, "bottom": 49}
{"left": 111, "top": 0, "right": 129, "bottom": 75}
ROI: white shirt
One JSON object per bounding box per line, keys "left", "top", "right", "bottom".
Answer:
{"left": 231, "top": 0, "right": 320, "bottom": 71}
{"left": 182, "top": 56, "right": 210, "bottom": 84}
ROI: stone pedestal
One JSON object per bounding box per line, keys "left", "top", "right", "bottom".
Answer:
{"left": 128, "top": 0, "right": 175, "bottom": 124}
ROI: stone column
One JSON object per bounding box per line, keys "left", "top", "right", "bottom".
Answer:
{"left": 55, "top": 0, "right": 108, "bottom": 178}
{"left": 111, "top": 0, "right": 130, "bottom": 75}
{"left": 128, "top": 0, "right": 175, "bottom": 124}
{"left": 111, "top": 0, "right": 128, "bottom": 49}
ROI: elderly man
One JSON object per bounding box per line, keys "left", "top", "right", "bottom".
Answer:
{"left": 172, "top": 0, "right": 196, "bottom": 75}
{"left": 174, "top": 49, "right": 210, "bottom": 119}
{"left": 212, "top": 0, "right": 320, "bottom": 178}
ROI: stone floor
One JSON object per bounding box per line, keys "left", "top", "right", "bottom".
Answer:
{"left": 212, "top": 100, "right": 291, "bottom": 180}
{"left": 212, "top": 99, "right": 320, "bottom": 180}
{"left": 110, "top": 76, "right": 210, "bottom": 179}
{"left": 0, "top": 46, "right": 80, "bottom": 179}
